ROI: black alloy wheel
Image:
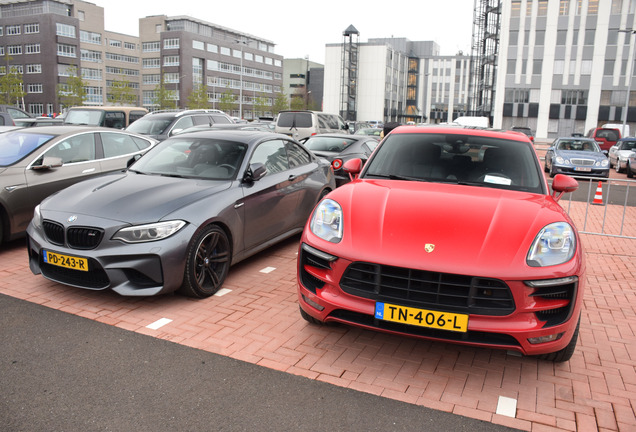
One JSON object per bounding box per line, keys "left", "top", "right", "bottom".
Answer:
{"left": 179, "top": 225, "right": 231, "bottom": 298}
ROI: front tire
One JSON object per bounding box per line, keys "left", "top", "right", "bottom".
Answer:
{"left": 615, "top": 161, "right": 622, "bottom": 173}
{"left": 178, "top": 225, "right": 231, "bottom": 298}
{"left": 535, "top": 316, "right": 580, "bottom": 362}
{"left": 627, "top": 162, "right": 634, "bottom": 178}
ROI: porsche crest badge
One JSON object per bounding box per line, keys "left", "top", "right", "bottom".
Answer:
{"left": 425, "top": 243, "right": 435, "bottom": 253}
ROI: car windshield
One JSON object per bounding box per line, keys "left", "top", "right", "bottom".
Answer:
{"left": 557, "top": 140, "right": 599, "bottom": 152}
{"left": 130, "top": 137, "right": 247, "bottom": 180}
{"left": 620, "top": 140, "right": 636, "bottom": 151}
{"left": 305, "top": 137, "right": 356, "bottom": 153}
{"left": 64, "top": 109, "right": 104, "bottom": 126}
{"left": 0, "top": 131, "right": 56, "bottom": 166}
{"left": 363, "top": 132, "right": 544, "bottom": 194}
{"left": 277, "top": 113, "right": 312, "bottom": 128}
{"left": 126, "top": 118, "right": 173, "bottom": 135}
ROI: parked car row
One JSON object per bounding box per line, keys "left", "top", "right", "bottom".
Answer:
{"left": 0, "top": 107, "right": 589, "bottom": 362}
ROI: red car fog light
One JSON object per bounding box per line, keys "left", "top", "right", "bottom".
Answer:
{"left": 302, "top": 294, "right": 324, "bottom": 311}
{"left": 332, "top": 159, "right": 343, "bottom": 170}
{"left": 527, "top": 332, "right": 564, "bottom": 345}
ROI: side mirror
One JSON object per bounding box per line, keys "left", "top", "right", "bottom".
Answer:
{"left": 343, "top": 158, "right": 363, "bottom": 181}
{"left": 31, "top": 156, "right": 63, "bottom": 170}
{"left": 243, "top": 162, "right": 267, "bottom": 183}
{"left": 551, "top": 174, "right": 578, "bottom": 201}
{"left": 127, "top": 154, "right": 142, "bottom": 168}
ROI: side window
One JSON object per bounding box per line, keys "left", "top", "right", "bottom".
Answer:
{"left": 7, "top": 107, "right": 29, "bottom": 119}
{"left": 132, "top": 136, "right": 152, "bottom": 150}
{"left": 172, "top": 116, "right": 195, "bottom": 133}
{"left": 0, "top": 115, "right": 5, "bottom": 126}
{"left": 129, "top": 111, "right": 146, "bottom": 124}
{"left": 211, "top": 114, "right": 232, "bottom": 124}
{"left": 46, "top": 133, "right": 96, "bottom": 164}
{"left": 317, "top": 114, "right": 329, "bottom": 129}
{"left": 285, "top": 141, "right": 312, "bottom": 168}
{"left": 100, "top": 132, "right": 142, "bottom": 158}
{"left": 103, "top": 112, "right": 125, "bottom": 129}
{"left": 192, "top": 115, "right": 211, "bottom": 126}
{"left": 249, "top": 140, "right": 289, "bottom": 175}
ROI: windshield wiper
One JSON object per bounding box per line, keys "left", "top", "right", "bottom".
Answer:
{"left": 366, "top": 173, "right": 427, "bottom": 182}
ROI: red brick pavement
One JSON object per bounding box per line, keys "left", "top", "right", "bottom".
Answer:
{"left": 1, "top": 201, "right": 635, "bottom": 431}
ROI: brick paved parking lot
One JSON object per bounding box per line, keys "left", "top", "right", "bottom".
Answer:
{"left": 1, "top": 195, "right": 635, "bottom": 431}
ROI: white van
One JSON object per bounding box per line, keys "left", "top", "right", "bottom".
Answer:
{"left": 275, "top": 110, "right": 348, "bottom": 140}
{"left": 602, "top": 123, "right": 630, "bottom": 137}
{"left": 453, "top": 116, "right": 490, "bottom": 128}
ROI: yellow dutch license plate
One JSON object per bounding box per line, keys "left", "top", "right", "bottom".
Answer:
{"left": 374, "top": 302, "right": 468, "bottom": 332}
{"left": 43, "top": 250, "right": 89, "bottom": 272}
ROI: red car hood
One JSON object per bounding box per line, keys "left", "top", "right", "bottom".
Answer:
{"left": 322, "top": 180, "right": 573, "bottom": 278}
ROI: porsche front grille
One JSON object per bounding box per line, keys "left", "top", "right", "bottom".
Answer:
{"left": 340, "top": 262, "right": 515, "bottom": 316}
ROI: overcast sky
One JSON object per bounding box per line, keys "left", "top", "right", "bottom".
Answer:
{"left": 90, "top": 0, "right": 475, "bottom": 64}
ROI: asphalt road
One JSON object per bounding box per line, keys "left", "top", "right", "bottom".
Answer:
{"left": 0, "top": 294, "right": 519, "bottom": 432}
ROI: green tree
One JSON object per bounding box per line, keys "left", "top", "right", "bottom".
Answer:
{"left": 0, "top": 54, "right": 26, "bottom": 106}
{"left": 152, "top": 74, "right": 176, "bottom": 110}
{"left": 290, "top": 90, "right": 305, "bottom": 110}
{"left": 56, "top": 66, "right": 86, "bottom": 109}
{"left": 272, "top": 91, "right": 288, "bottom": 116}
{"left": 217, "top": 87, "right": 236, "bottom": 114}
{"left": 187, "top": 84, "right": 210, "bottom": 109}
{"left": 253, "top": 94, "right": 268, "bottom": 119}
{"left": 108, "top": 76, "right": 138, "bottom": 106}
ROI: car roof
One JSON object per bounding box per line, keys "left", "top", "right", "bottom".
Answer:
{"left": 12, "top": 125, "right": 145, "bottom": 136}
{"left": 172, "top": 129, "right": 291, "bottom": 144}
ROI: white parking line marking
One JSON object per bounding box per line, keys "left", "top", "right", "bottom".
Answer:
{"left": 146, "top": 318, "right": 173, "bottom": 330}
{"left": 215, "top": 288, "right": 232, "bottom": 296}
{"left": 496, "top": 396, "right": 517, "bottom": 417}
{"left": 260, "top": 267, "right": 276, "bottom": 274}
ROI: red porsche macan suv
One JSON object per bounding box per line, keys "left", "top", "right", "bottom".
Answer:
{"left": 297, "top": 125, "right": 584, "bottom": 362}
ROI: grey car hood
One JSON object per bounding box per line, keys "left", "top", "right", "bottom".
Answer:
{"left": 42, "top": 172, "right": 233, "bottom": 224}
{"left": 557, "top": 150, "right": 606, "bottom": 161}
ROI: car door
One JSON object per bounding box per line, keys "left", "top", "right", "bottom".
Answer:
{"left": 608, "top": 144, "right": 619, "bottom": 166}
{"left": 241, "top": 139, "right": 304, "bottom": 251}
{"left": 22, "top": 132, "right": 101, "bottom": 229}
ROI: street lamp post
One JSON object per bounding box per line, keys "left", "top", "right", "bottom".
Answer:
{"left": 236, "top": 39, "right": 248, "bottom": 120}
{"left": 619, "top": 29, "right": 636, "bottom": 136}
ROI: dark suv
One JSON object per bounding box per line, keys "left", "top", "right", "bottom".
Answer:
{"left": 511, "top": 126, "right": 534, "bottom": 143}
{"left": 126, "top": 109, "right": 234, "bottom": 141}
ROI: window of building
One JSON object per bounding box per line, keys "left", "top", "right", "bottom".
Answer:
{"left": 26, "top": 64, "right": 42, "bottom": 74}
{"left": 81, "top": 49, "right": 101, "bottom": 62}
{"left": 535, "top": 30, "right": 545, "bottom": 45}
{"left": 554, "top": 60, "right": 565, "bottom": 74}
{"left": 143, "top": 58, "right": 160, "bottom": 68}
{"left": 124, "top": 42, "right": 136, "bottom": 50}
{"left": 193, "top": 57, "right": 203, "bottom": 84}
{"left": 78, "top": 11, "right": 85, "bottom": 21}
{"left": 608, "top": 29, "right": 619, "bottom": 45}
{"left": 255, "top": 55, "right": 263, "bottom": 63}
{"left": 604, "top": 59, "right": 615, "bottom": 75}
{"left": 80, "top": 30, "right": 101, "bottom": 44}
{"left": 265, "top": 57, "right": 273, "bottom": 65}
{"left": 143, "top": 42, "right": 160, "bottom": 52}
{"left": 207, "top": 44, "right": 218, "bottom": 53}
{"left": 25, "top": 44, "right": 40, "bottom": 54}
{"left": 561, "top": 90, "right": 587, "bottom": 105}
{"left": 193, "top": 40, "right": 204, "bottom": 50}
{"left": 526, "top": 0, "right": 534, "bottom": 16}
{"left": 164, "top": 38, "right": 180, "bottom": 49}
{"left": 0, "top": 27, "right": 3, "bottom": 37}
{"left": 143, "top": 74, "right": 160, "bottom": 85}
{"left": 559, "top": 0, "right": 569, "bottom": 14}
{"left": 24, "top": 23, "right": 39, "bottom": 34}
{"left": 581, "top": 60, "right": 593, "bottom": 75}
{"left": 155, "top": 24, "right": 162, "bottom": 33}
{"left": 538, "top": 0, "right": 548, "bottom": 15}
{"left": 82, "top": 67, "right": 102, "bottom": 80}
{"left": 29, "top": 103, "right": 44, "bottom": 116}
{"left": 584, "top": 29, "right": 595, "bottom": 45}
{"left": 163, "top": 56, "right": 179, "bottom": 66}
{"left": 6, "top": 25, "right": 20, "bottom": 35}
{"left": 56, "top": 23, "right": 75, "bottom": 38}
{"left": 85, "top": 86, "right": 103, "bottom": 105}
{"left": 164, "top": 73, "right": 180, "bottom": 83}
{"left": 245, "top": 52, "right": 253, "bottom": 61}
{"left": 557, "top": 30, "right": 567, "bottom": 45}
{"left": 27, "top": 83, "right": 43, "bottom": 93}
{"left": 588, "top": 0, "right": 599, "bottom": 14}
{"left": 8, "top": 45, "right": 22, "bottom": 55}
{"left": 109, "top": 39, "right": 122, "bottom": 48}
{"left": 220, "top": 46, "right": 231, "bottom": 56}
{"left": 507, "top": 59, "right": 516, "bottom": 74}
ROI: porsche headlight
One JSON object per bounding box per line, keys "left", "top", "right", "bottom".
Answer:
{"left": 527, "top": 222, "right": 576, "bottom": 267}
{"left": 112, "top": 220, "right": 186, "bottom": 243}
{"left": 310, "top": 199, "right": 343, "bottom": 243}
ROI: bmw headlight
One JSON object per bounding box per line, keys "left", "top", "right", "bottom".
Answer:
{"left": 310, "top": 199, "right": 343, "bottom": 243}
{"left": 527, "top": 222, "right": 576, "bottom": 267}
{"left": 112, "top": 220, "right": 186, "bottom": 243}
{"left": 32, "top": 204, "right": 42, "bottom": 230}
